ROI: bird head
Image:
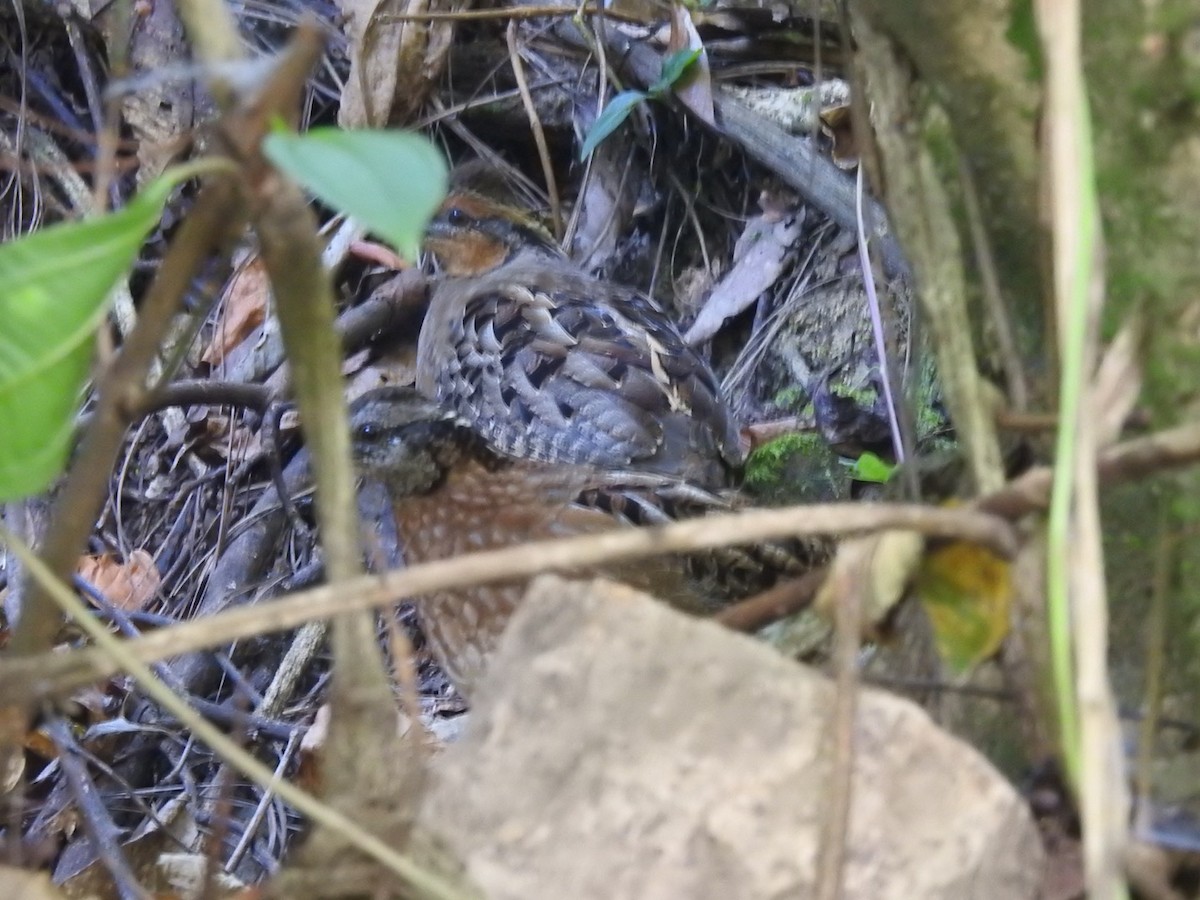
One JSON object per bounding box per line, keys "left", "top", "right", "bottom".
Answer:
{"left": 424, "top": 184, "right": 561, "bottom": 276}
{"left": 349, "top": 386, "right": 469, "bottom": 496}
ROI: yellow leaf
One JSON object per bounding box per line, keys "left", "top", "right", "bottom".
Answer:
{"left": 916, "top": 541, "right": 1011, "bottom": 673}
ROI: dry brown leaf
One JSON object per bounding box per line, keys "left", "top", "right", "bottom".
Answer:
{"left": 683, "top": 210, "right": 803, "bottom": 344}
{"left": 201, "top": 258, "right": 269, "bottom": 366}
{"left": 95, "top": 0, "right": 197, "bottom": 183}
{"left": 1090, "top": 317, "right": 1143, "bottom": 446}
{"left": 195, "top": 414, "right": 263, "bottom": 462}
{"left": 157, "top": 853, "right": 247, "bottom": 897}
{"left": 667, "top": 5, "right": 715, "bottom": 126}
{"left": 339, "top": 0, "right": 405, "bottom": 127}
{"left": 0, "top": 703, "right": 27, "bottom": 795}
{"left": 338, "top": 0, "right": 461, "bottom": 127}
{"left": 819, "top": 104, "right": 859, "bottom": 169}
{"left": 77, "top": 549, "right": 161, "bottom": 613}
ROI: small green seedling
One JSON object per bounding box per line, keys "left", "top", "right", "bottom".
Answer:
{"left": 580, "top": 49, "right": 703, "bottom": 160}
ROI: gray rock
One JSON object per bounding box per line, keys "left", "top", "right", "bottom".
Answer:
{"left": 419, "top": 576, "right": 1041, "bottom": 900}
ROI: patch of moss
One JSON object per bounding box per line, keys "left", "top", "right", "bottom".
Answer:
{"left": 745, "top": 433, "right": 821, "bottom": 486}
{"left": 913, "top": 353, "right": 942, "bottom": 424}
{"left": 772, "top": 385, "right": 805, "bottom": 410}
{"left": 829, "top": 383, "right": 879, "bottom": 404}
{"left": 743, "top": 432, "right": 843, "bottom": 504}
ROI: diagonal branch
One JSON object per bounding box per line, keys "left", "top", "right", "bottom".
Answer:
{"left": 3, "top": 501, "right": 1013, "bottom": 704}
{"left": 8, "top": 415, "right": 1200, "bottom": 706}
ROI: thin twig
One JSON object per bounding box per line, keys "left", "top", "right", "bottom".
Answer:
{"left": 664, "top": 169, "right": 712, "bottom": 276}
{"left": 2, "top": 502, "right": 1015, "bottom": 705}
{"left": 201, "top": 724, "right": 241, "bottom": 899}
{"left": 227, "top": 19, "right": 406, "bottom": 845}
{"left": 714, "top": 568, "right": 826, "bottom": 632}
{"left": 855, "top": 163, "right": 905, "bottom": 463}
{"left": 381, "top": 4, "right": 651, "bottom": 24}
{"left": 956, "top": 153, "right": 1029, "bottom": 410}
{"left": 416, "top": 80, "right": 562, "bottom": 130}
{"left": 5, "top": 530, "right": 477, "bottom": 900}
{"left": 506, "top": 21, "right": 562, "bottom": 238}
{"left": 226, "top": 729, "right": 303, "bottom": 871}
{"left": 386, "top": 616, "right": 425, "bottom": 725}
{"left": 0, "top": 95, "right": 141, "bottom": 149}
{"left": 133, "top": 380, "right": 274, "bottom": 418}
{"left": 977, "top": 420, "right": 1200, "bottom": 518}
{"left": 0, "top": 151, "right": 140, "bottom": 178}
{"left": 46, "top": 717, "right": 152, "bottom": 900}
{"left": 11, "top": 416, "right": 1200, "bottom": 704}
{"left": 63, "top": 17, "right": 108, "bottom": 211}
{"left": 995, "top": 409, "right": 1059, "bottom": 432}
{"left": 814, "top": 553, "right": 863, "bottom": 900}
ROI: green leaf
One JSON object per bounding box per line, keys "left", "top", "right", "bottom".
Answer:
{"left": 580, "top": 90, "right": 648, "bottom": 161}
{"left": 849, "top": 451, "right": 895, "bottom": 484}
{"left": 580, "top": 50, "right": 703, "bottom": 159}
{"left": 263, "top": 128, "right": 449, "bottom": 262}
{"left": 652, "top": 48, "right": 703, "bottom": 96}
{"left": 0, "top": 164, "right": 206, "bottom": 501}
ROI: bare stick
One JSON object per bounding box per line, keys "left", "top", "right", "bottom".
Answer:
{"left": 507, "top": 21, "right": 562, "bottom": 238}
{"left": 2, "top": 502, "right": 1013, "bottom": 703}
{"left": 46, "top": 718, "right": 150, "bottom": 900}
{"left": 12, "top": 412, "right": 1200, "bottom": 703}
{"left": 4, "top": 530, "right": 476, "bottom": 900}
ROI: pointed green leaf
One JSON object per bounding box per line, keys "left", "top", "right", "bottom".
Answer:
{"left": 263, "top": 128, "right": 448, "bottom": 262}
{"left": 0, "top": 165, "right": 205, "bottom": 501}
{"left": 850, "top": 451, "right": 896, "bottom": 484}
{"left": 652, "top": 48, "right": 703, "bottom": 96}
{"left": 580, "top": 90, "right": 648, "bottom": 161}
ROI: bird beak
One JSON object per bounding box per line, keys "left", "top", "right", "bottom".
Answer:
{"left": 425, "top": 218, "right": 453, "bottom": 242}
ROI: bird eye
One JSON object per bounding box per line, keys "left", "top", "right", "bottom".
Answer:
{"left": 354, "top": 422, "right": 382, "bottom": 444}
{"left": 446, "top": 206, "right": 468, "bottom": 226}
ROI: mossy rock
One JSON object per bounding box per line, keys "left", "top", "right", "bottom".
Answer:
{"left": 743, "top": 432, "right": 846, "bottom": 505}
